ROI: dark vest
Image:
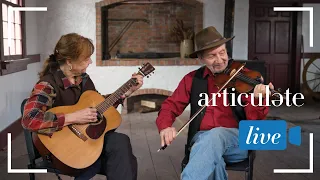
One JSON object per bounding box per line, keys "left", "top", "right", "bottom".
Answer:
{"left": 187, "top": 66, "right": 247, "bottom": 146}
{"left": 39, "top": 71, "right": 96, "bottom": 107}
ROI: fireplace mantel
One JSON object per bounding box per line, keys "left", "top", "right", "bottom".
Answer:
{"left": 97, "top": 58, "right": 202, "bottom": 66}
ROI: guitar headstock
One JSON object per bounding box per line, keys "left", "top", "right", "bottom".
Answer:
{"left": 138, "top": 62, "right": 155, "bottom": 78}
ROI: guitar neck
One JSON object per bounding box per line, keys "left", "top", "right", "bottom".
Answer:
{"left": 96, "top": 77, "right": 137, "bottom": 113}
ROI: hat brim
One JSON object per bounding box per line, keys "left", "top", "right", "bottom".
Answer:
{"left": 188, "top": 36, "right": 235, "bottom": 58}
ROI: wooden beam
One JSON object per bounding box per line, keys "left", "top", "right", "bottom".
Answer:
{"left": 302, "top": 53, "right": 320, "bottom": 59}
{"left": 293, "top": 4, "right": 303, "bottom": 94}
{"left": 223, "top": 0, "right": 235, "bottom": 58}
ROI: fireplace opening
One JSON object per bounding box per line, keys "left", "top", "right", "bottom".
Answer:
{"left": 100, "top": 1, "right": 202, "bottom": 60}
{"left": 126, "top": 94, "right": 169, "bottom": 114}
{"left": 96, "top": 0, "right": 203, "bottom": 63}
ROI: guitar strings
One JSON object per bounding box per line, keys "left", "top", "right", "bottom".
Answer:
{"left": 74, "top": 78, "right": 137, "bottom": 134}
{"left": 96, "top": 78, "right": 136, "bottom": 112}
{"left": 96, "top": 78, "right": 133, "bottom": 111}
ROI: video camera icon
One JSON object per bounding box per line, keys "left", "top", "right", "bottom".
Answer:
{"left": 239, "top": 120, "right": 301, "bottom": 150}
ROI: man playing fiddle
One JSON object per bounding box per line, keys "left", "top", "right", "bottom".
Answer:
{"left": 155, "top": 26, "right": 274, "bottom": 180}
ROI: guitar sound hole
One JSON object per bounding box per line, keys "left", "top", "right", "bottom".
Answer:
{"left": 97, "top": 112, "right": 103, "bottom": 122}
{"left": 86, "top": 113, "right": 107, "bottom": 139}
{"left": 89, "top": 112, "right": 104, "bottom": 125}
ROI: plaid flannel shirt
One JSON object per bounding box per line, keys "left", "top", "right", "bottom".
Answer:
{"left": 21, "top": 71, "right": 125, "bottom": 136}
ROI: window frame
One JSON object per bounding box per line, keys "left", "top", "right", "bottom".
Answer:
{"left": 0, "top": 0, "right": 37, "bottom": 76}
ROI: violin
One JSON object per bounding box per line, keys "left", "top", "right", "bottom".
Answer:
{"left": 214, "top": 60, "right": 282, "bottom": 99}
{"left": 157, "top": 60, "right": 282, "bottom": 152}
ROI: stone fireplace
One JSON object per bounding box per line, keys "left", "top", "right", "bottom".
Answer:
{"left": 95, "top": 0, "right": 203, "bottom": 66}
{"left": 122, "top": 88, "right": 172, "bottom": 114}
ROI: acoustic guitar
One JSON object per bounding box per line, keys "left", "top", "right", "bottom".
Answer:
{"left": 32, "top": 63, "right": 155, "bottom": 176}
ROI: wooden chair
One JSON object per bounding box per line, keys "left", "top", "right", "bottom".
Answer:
{"left": 20, "top": 98, "right": 106, "bottom": 180}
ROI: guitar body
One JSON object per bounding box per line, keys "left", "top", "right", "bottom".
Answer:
{"left": 32, "top": 90, "right": 122, "bottom": 176}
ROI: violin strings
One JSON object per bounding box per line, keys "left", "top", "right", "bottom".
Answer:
{"left": 224, "top": 67, "right": 260, "bottom": 86}
{"left": 236, "top": 73, "right": 260, "bottom": 85}
{"left": 225, "top": 68, "right": 280, "bottom": 98}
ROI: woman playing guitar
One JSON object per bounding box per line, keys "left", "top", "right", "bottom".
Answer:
{"left": 21, "top": 33, "right": 144, "bottom": 180}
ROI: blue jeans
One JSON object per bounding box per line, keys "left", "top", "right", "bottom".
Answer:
{"left": 181, "top": 127, "right": 248, "bottom": 180}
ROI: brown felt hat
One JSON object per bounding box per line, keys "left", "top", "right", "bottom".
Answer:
{"left": 189, "top": 26, "right": 234, "bottom": 58}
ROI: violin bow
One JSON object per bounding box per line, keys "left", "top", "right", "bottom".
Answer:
{"left": 157, "top": 62, "right": 246, "bottom": 152}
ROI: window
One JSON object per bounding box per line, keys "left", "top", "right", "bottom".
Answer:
{"left": 3, "top": 0, "right": 23, "bottom": 57}
{"left": 0, "top": 0, "right": 27, "bottom": 75}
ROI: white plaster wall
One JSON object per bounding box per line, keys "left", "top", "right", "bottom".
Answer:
{"left": 0, "top": 0, "right": 41, "bottom": 132}
{"left": 233, "top": 0, "right": 249, "bottom": 60}
{"left": 203, "top": 0, "right": 225, "bottom": 34}
{"left": 0, "top": 64, "right": 40, "bottom": 132}
{"left": 25, "top": 0, "right": 39, "bottom": 55}
{"left": 202, "top": 0, "right": 249, "bottom": 60}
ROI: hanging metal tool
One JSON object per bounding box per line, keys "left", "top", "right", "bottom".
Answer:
{"left": 107, "top": 18, "right": 150, "bottom": 53}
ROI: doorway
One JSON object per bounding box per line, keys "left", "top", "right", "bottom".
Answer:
{"left": 248, "top": 0, "right": 301, "bottom": 93}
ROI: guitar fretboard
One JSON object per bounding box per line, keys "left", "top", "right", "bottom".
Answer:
{"left": 96, "top": 78, "right": 137, "bottom": 113}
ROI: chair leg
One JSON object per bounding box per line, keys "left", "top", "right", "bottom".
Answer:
{"left": 29, "top": 173, "right": 35, "bottom": 180}
{"left": 247, "top": 151, "right": 254, "bottom": 180}
{"left": 248, "top": 170, "right": 253, "bottom": 180}
{"left": 247, "top": 167, "right": 253, "bottom": 180}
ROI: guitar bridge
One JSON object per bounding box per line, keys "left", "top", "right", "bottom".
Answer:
{"left": 68, "top": 125, "right": 88, "bottom": 141}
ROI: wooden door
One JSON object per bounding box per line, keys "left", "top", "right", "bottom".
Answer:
{"left": 248, "top": 2, "right": 298, "bottom": 92}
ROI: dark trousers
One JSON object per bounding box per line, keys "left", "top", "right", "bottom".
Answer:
{"left": 74, "top": 132, "right": 138, "bottom": 180}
